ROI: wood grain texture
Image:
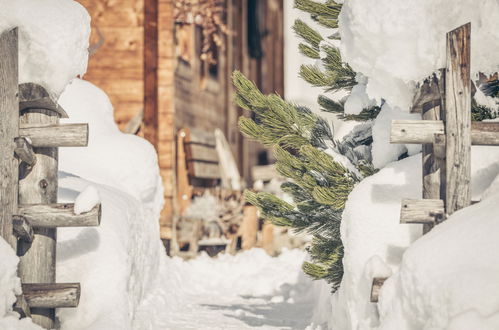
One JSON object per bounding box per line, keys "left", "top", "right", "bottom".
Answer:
{"left": 18, "top": 106, "right": 59, "bottom": 328}
{"left": 445, "top": 23, "right": 471, "bottom": 214}
{"left": 400, "top": 199, "right": 444, "bottom": 224}
{"left": 185, "top": 143, "right": 219, "bottom": 163}
{"left": 0, "top": 28, "right": 19, "bottom": 250}
{"left": 392, "top": 120, "right": 499, "bottom": 146}
{"left": 19, "top": 124, "right": 88, "bottom": 147}
{"left": 390, "top": 120, "right": 444, "bottom": 144}
{"left": 241, "top": 205, "right": 258, "bottom": 250}
{"left": 421, "top": 74, "right": 445, "bottom": 233}
{"left": 18, "top": 204, "right": 101, "bottom": 228}
{"left": 22, "top": 283, "right": 80, "bottom": 308}
{"left": 187, "top": 161, "right": 221, "bottom": 180}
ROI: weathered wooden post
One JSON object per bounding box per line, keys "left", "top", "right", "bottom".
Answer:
{"left": 17, "top": 86, "right": 61, "bottom": 328}
{"left": 0, "top": 28, "right": 19, "bottom": 251}
{"left": 370, "top": 23, "right": 499, "bottom": 303}
{"left": 0, "top": 27, "right": 102, "bottom": 329}
{"left": 444, "top": 22, "right": 472, "bottom": 214}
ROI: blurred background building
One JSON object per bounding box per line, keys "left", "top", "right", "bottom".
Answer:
{"left": 76, "top": 0, "right": 284, "bottom": 240}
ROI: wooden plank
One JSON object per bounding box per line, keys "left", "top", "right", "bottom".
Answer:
{"left": 14, "top": 137, "right": 37, "bottom": 167}
{"left": 390, "top": 120, "right": 444, "bottom": 144}
{"left": 189, "top": 128, "right": 217, "bottom": 146}
{"left": 177, "top": 129, "right": 193, "bottom": 216}
{"left": 471, "top": 122, "right": 499, "bottom": 145}
{"left": 22, "top": 283, "right": 80, "bottom": 308}
{"left": 261, "top": 222, "right": 274, "bottom": 255}
{"left": 445, "top": 23, "right": 472, "bottom": 214}
{"left": 187, "top": 161, "right": 221, "bottom": 179}
{"left": 12, "top": 215, "right": 34, "bottom": 243}
{"left": 241, "top": 205, "right": 258, "bottom": 250}
{"left": 0, "top": 28, "right": 19, "bottom": 250}
{"left": 18, "top": 102, "right": 60, "bottom": 329}
{"left": 421, "top": 73, "right": 445, "bottom": 233}
{"left": 185, "top": 143, "right": 219, "bottom": 163}
{"left": 391, "top": 120, "right": 499, "bottom": 146}
{"left": 370, "top": 277, "right": 388, "bottom": 303}
{"left": 19, "top": 123, "right": 88, "bottom": 147}
{"left": 19, "top": 83, "right": 68, "bottom": 118}
{"left": 142, "top": 0, "right": 159, "bottom": 147}
{"left": 400, "top": 199, "right": 445, "bottom": 224}
{"left": 18, "top": 204, "right": 101, "bottom": 228}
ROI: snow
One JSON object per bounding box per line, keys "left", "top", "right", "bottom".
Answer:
{"left": 161, "top": 248, "right": 319, "bottom": 330}
{"left": 0, "top": 0, "right": 90, "bottom": 97}
{"left": 0, "top": 239, "right": 41, "bottom": 330}
{"left": 73, "top": 185, "right": 100, "bottom": 215}
{"left": 325, "top": 146, "right": 499, "bottom": 329}
{"left": 371, "top": 103, "right": 421, "bottom": 169}
{"left": 339, "top": 0, "right": 499, "bottom": 111}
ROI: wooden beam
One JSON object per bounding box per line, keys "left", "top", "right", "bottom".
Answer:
{"left": 471, "top": 122, "right": 499, "bottom": 146}
{"left": 445, "top": 23, "right": 471, "bottom": 214}
{"left": 187, "top": 161, "right": 221, "bottom": 179}
{"left": 370, "top": 277, "right": 388, "bottom": 303}
{"left": 19, "top": 83, "right": 68, "bottom": 118}
{"left": 421, "top": 73, "right": 445, "bottom": 233}
{"left": 391, "top": 120, "right": 499, "bottom": 146}
{"left": 185, "top": 143, "right": 219, "bottom": 163}
{"left": 12, "top": 215, "right": 34, "bottom": 243}
{"left": 390, "top": 120, "right": 444, "bottom": 144}
{"left": 14, "top": 137, "right": 36, "bottom": 167}
{"left": 0, "top": 28, "right": 19, "bottom": 250}
{"left": 241, "top": 205, "right": 258, "bottom": 250}
{"left": 22, "top": 283, "right": 80, "bottom": 308}
{"left": 400, "top": 199, "right": 445, "bottom": 224}
{"left": 19, "top": 123, "right": 88, "bottom": 147}
{"left": 14, "top": 295, "right": 31, "bottom": 318}
{"left": 142, "top": 0, "right": 159, "bottom": 147}
{"left": 18, "top": 204, "right": 101, "bottom": 228}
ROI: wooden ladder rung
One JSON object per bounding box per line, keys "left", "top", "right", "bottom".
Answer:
{"left": 22, "top": 283, "right": 80, "bottom": 308}
{"left": 19, "top": 123, "right": 88, "bottom": 147}
{"left": 400, "top": 199, "right": 445, "bottom": 224}
{"left": 18, "top": 203, "right": 101, "bottom": 228}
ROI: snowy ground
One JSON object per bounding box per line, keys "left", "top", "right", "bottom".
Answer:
{"left": 160, "top": 249, "right": 317, "bottom": 330}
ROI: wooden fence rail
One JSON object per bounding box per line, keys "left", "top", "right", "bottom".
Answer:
{"left": 0, "top": 28, "right": 101, "bottom": 329}
{"left": 370, "top": 23, "right": 499, "bottom": 302}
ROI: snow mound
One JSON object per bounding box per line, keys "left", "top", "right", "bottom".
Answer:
{"left": 327, "top": 146, "right": 499, "bottom": 329}
{"left": 0, "top": 0, "right": 90, "bottom": 97}
{"left": 339, "top": 0, "right": 499, "bottom": 110}
{"left": 58, "top": 79, "right": 164, "bottom": 211}
{"left": 378, "top": 175, "right": 499, "bottom": 329}
{"left": 55, "top": 80, "right": 169, "bottom": 329}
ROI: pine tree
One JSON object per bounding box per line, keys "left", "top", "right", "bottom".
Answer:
{"left": 232, "top": 0, "right": 380, "bottom": 291}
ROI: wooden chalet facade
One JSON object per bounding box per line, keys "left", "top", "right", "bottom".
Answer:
{"left": 76, "top": 0, "right": 284, "bottom": 238}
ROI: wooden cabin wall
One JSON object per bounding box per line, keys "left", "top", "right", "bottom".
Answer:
{"left": 77, "top": 0, "right": 145, "bottom": 130}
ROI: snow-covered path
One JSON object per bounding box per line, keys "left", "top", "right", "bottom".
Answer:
{"left": 160, "top": 249, "right": 317, "bottom": 330}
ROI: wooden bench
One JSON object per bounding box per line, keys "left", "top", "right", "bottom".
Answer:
{"left": 172, "top": 127, "right": 276, "bottom": 257}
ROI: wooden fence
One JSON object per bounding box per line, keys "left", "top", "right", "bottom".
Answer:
{"left": 0, "top": 28, "right": 101, "bottom": 329}
{"left": 370, "top": 23, "right": 499, "bottom": 303}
